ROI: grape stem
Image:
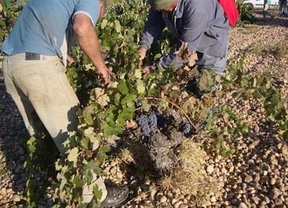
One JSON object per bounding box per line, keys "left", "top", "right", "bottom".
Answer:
{"left": 144, "top": 96, "right": 197, "bottom": 130}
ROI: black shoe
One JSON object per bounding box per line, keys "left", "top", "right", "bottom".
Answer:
{"left": 101, "top": 186, "right": 129, "bottom": 208}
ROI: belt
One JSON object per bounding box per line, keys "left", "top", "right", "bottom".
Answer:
{"left": 25, "top": 52, "right": 41, "bottom": 60}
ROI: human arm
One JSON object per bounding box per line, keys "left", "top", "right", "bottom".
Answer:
{"left": 156, "top": 3, "right": 208, "bottom": 71}
{"left": 138, "top": 8, "right": 166, "bottom": 60}
{"left": 73, "top": 13, "right": 111, "bottom": 84}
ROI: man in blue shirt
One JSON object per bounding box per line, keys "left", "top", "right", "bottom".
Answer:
{"left": 1, "top": 0, "right": 128, "bottom": 206}
{"left": 139, "top": 0, "right": 229, "bottom": 75}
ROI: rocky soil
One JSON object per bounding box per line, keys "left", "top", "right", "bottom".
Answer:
{"left": 0, "top": 11, "right": 288, "bottom": 208}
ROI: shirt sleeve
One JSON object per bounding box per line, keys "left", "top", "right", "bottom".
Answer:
{"left": 139, "top": 8, "right": 166, "bottom": 50}
{"left": 73, "top": 0, "right": 99, "bottom": 25}
{"left": 158, "top": 4, "right": 208, "bottom": 71}
{"left": 179, "top": 4, "right": 208, "bottom": 53}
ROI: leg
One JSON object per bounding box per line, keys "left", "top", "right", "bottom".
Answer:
{"left": 196, "top": 53, "right": 227, "bottom": 76}
{"left": 3, "top": 56, "right": 39, "bottom": 136}
{"left": 7, "top": 54, "right": 80, "bottom": 154}
{"left": 196, "top": 38, "right": 228, "bottom": 75}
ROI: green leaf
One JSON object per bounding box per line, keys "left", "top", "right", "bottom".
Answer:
{"left": 81, "top": 137, "right": 90, "bottom": 149}
{"left": 83, "top": 106, "right": 95, "bottom": 126}
{"left": 102, "top": 121, "right": 123, "bottom": 137}
{"left": 118, "top": 80, "right": 129, "bottom": 95}
{"left": 73, "top": 175, "right": 84, "bottom": 188}
{"left": 116, "top": 107, "right": 135, "bottom": 125}
{"left": 84, "top": 161, "right": 102, "bottom": 175}
{"left": 121, "top": 94, "right": 137, "bottom": 107}
{"left": 282, "top": 130, "right": 288, "bottom": 139}
{"left": 27, "top": 137, "right": 37, "bottom": 154}
{"left": 93, "top": 184, "right": 103, "bottom": 202}
{"left": 96, "top": 146, "right": 109, "bottom": 164}
{"left": 114, "top": 93, "right": 121, "bottom": 106}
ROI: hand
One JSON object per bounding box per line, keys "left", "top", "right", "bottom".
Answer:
{"left": 98, "top": 67, "right": 112, "bottom": 85}
{"left": 143, "top": 65, "right": 155, "bottom": 75}
{"left": 138, "top": 47, "right": 147, "bottom": 61}
{"left": 67, "top": 55, "right": 75, "bottom": 66}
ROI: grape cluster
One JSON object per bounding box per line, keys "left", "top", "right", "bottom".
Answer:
{"left": 198, "top": 120, "right": 207, "bottom": 130}
{"left": 136, "top": 114, "right": 151, "bottom": 137}
{"left": 181, "top": 123, "right": 191, "bottom": 135}
{"left": 135, "top": 108, "right": 159, "bottom": 137}
{"left": 148, "top": 110, "right": 157, "bottom": 129}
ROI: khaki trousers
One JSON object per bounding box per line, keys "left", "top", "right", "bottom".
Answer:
{"left": 2, "top": 53, "right": 107, "bottom": 202}
{"left": 3, "top": 53, "right": 79, "bottom": 153}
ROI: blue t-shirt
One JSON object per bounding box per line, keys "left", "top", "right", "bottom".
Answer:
{"left": 1, "top": 0, "right": 99, "bottom": 57}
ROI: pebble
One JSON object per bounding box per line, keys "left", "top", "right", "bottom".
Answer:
{"left": 173, "top": 201, "right": 182, "bottom": 208}
{"left": 12, "top": 195, "right": 21, "bottom": 202}
{"left": 206, "top": 165, "right": 214, "bottom": 174}
{"left": 238, "top": 202, "right": 248, "bottom": 208}
{"left": 159, "top": 195, "right": 167, "bottom": 203}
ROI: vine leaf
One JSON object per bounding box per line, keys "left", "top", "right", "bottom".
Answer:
{"left": 67, "top": 147, "right": 79, "bottom": 166}
{"left": 83, "top": 106, "right": 94, "bottom": 125}
{"left": 182, "top": 96, "right": 197, "bottom": 113}
{"left": 134, "top": 69, "right": 142, "bottom": 79}
{"left": 100, "top": 19, "right": 108, "bottom": 29}
{"left": 93, "top": 87, "right": 110, "bottom": 107}
{"left": 136, "top": 80, "right": 146, "bottom": 94}
{"left": 90, "top": 136, "right": 100, "bottom": 151}
{"left": 107, "top": 135, "right": 121, "bottom": 146}
{"left": 73, "top": 175, "right": 83, "bottom": 188}
{"left": 114, "top": 20, "right": 121, "bottom": 33}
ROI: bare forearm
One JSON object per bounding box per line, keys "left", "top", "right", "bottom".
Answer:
{"left": 75, "top": 27, "right": 106, "bottom": 71}
{"left": 73, "top": 13, "right": 111, "bottom": 84}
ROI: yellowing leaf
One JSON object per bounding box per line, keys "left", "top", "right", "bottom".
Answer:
{"left": 134, "top": 69, "right": 142, "bottom": 79}
{"left": 136, "top": 80, "right": 146, "bottom": 94}
{"left": 142, "top": 99, "right": 151, "bottom": 112}
{"left": 94, "top": 88, "right": 110, "bottom": 107}
{"left": 90, "top": 136, "right": 100, "bottom": 151}
{"left": 182, "top": 97, "right": 197, "bottom": 113}
{"left": 114, "top": 20, "right": 121, "bottom": 33}
{"left": 107, "top": 134, "right": 121, "bottom": 145}
{"left": 108, "top": 81, "right": 118, "bottom": 89}
{"left": 100, "top": 19, "right": 108, "bottom": 29}
{"left": 67, "top": 147, "right": 78, "bottom": 166}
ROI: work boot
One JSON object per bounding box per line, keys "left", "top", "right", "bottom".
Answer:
{"left": 101, "top": 186, "right": 129, "bottom": 207}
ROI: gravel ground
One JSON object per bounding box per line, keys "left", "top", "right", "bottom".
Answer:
{"left": 0, "top": 12, "right": 288, "bottom": 208}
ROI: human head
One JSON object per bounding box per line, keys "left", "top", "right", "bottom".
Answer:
{"left": 99, "top": 0, "right": 107, "bottom": 19}
{"left": 148, "top": 0, "right": 178, "bottom": 12}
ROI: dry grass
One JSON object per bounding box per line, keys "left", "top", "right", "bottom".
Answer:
{"left": 160, "top": 139, "right": 220, "bottom": 204}
{"left": 118, "top": 148, "right": 135, "bottom": 164}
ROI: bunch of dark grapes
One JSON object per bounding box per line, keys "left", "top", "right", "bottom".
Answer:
{"left": 181, "top": 123, "right": 191, "bottom": 135}
{"left": 197, "top": 120, "right": 207, "bottom": 130}
{"left": 136, "top": 114, "right": 151, "bottom": 137}
{"left": 148, "top": 110, "right": 157, "bottom": 129}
